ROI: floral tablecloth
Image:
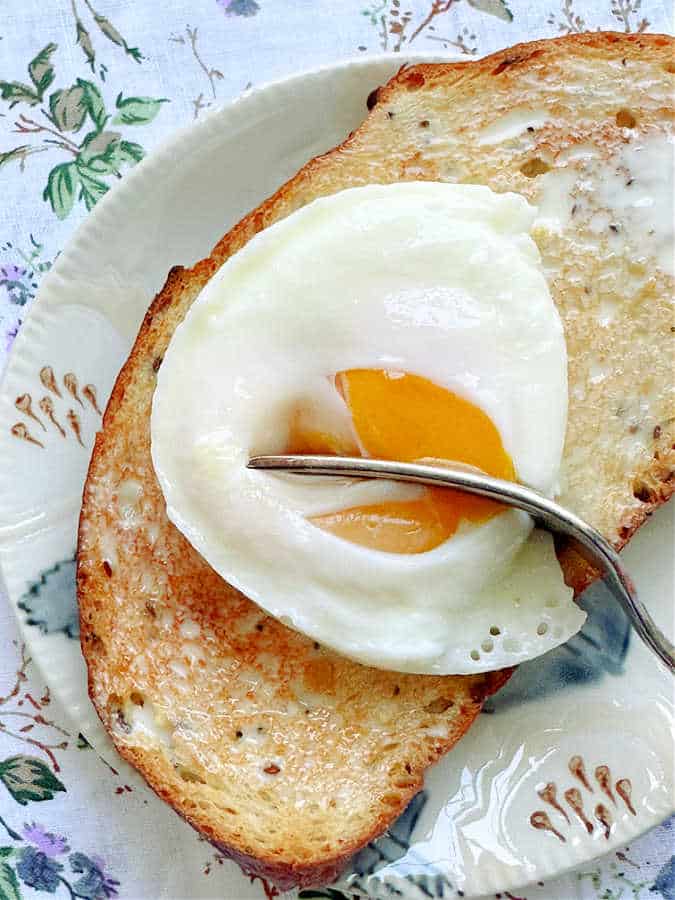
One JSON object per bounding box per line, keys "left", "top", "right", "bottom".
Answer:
{"left": 0, "top": 1, "right": 673, "bottom": 898}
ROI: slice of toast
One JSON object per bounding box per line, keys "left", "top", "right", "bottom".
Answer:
{"left": 78, "top": 33, "right": 674, "bottom": 890}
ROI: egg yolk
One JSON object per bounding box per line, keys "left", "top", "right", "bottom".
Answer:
{"left": 287, "top": 369, "right": 515, "bottom": 554}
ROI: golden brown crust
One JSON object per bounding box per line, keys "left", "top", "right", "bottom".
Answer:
{"left": 78, "top": 33, "right": 674, "bottom": 889}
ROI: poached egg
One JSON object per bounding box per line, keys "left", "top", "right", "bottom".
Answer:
{"left": 151, "top": 182, "right": 586, "bottom": 674}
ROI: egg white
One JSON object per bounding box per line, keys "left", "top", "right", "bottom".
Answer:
{"left": 151, "top": 182, "right": 586, "bottom": 674}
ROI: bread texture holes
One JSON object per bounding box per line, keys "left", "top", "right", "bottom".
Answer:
{"left": 88, "top": 632, "right": 105, "bottom": 655}
{"left": 404, "top": 71, "right": 425, "bottom": 91}
{"left": 493, "top": 57, "right": 517, "bottom": 75}
{"left": 177, "top": 765, "right": 207, "bottom": 785}
{"left": 491, "top": 53, "right": 535, "bottom": 76}
{"left": 424, "top": 696, "right": 455, "bottom": 714}
{"left": 616, "top": 109, "right": 637, "bottom": 128}
{"left": 114, "top": 710, "right": 131, "bottom": 734}
{"left": 520, "top": 157, "right": 551, "bottom": 177}
{"left": 394, "top": 780, "right": 413, "bottom": 791}
{"left": 633, "top": 479, "right": 654, "bottom": 503}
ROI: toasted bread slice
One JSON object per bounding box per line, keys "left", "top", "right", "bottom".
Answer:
{"left": 78, "top": 33, "right": 674, "bottom": 890}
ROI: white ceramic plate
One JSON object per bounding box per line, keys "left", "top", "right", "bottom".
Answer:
{"left": 0, "top": 55, "right": 672, "bottom": 900}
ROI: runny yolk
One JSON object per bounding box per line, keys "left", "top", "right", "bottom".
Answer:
{"left": 287, "top": 369, "right": 515, "bottom": 554}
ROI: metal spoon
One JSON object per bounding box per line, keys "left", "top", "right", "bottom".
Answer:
{"left": 248, "top": 454, "right": 675, "bottom": 673}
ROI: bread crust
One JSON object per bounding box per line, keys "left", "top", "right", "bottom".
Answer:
{"left": 78, "top": 33, "right": 674, "bottom": 889}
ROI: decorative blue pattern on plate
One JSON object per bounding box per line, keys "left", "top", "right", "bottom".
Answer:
{"left": 18, "top": 557, "right": 79, "bottom": 639}
{"left": 485, "top": 579, "right": 631, "bottom": 712}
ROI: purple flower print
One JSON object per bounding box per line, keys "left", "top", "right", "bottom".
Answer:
{"left": 23, "top": 822, "right": 70, "bottom": 857}
{"left": 0, "top": 264, "right": 27, "bottom": 282}
{"left": 218, "top": 0, "right": 260, "bottom": 16}
{"left": 92, "top": 855, "right": 120, "bottom": 898}
{"left": 4, "top": 319, "right": 21, "bottom": 352}
{"left": 0, "top": 262, "right": 35, "bottom": 306}
{"left": 2, "top": 823, "right": 121, "bottom": 899}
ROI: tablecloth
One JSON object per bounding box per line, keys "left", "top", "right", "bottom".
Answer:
{"left": 0, "top": 1, "right": 673, "bottom": 898}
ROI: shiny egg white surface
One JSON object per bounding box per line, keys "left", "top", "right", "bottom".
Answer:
{"left": 151, "top": 182, "right": 586, "bottom": 674}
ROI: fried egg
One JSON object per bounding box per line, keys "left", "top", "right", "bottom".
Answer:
{"left": 151, "top": 182, "right": 586, "bottom": 674}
